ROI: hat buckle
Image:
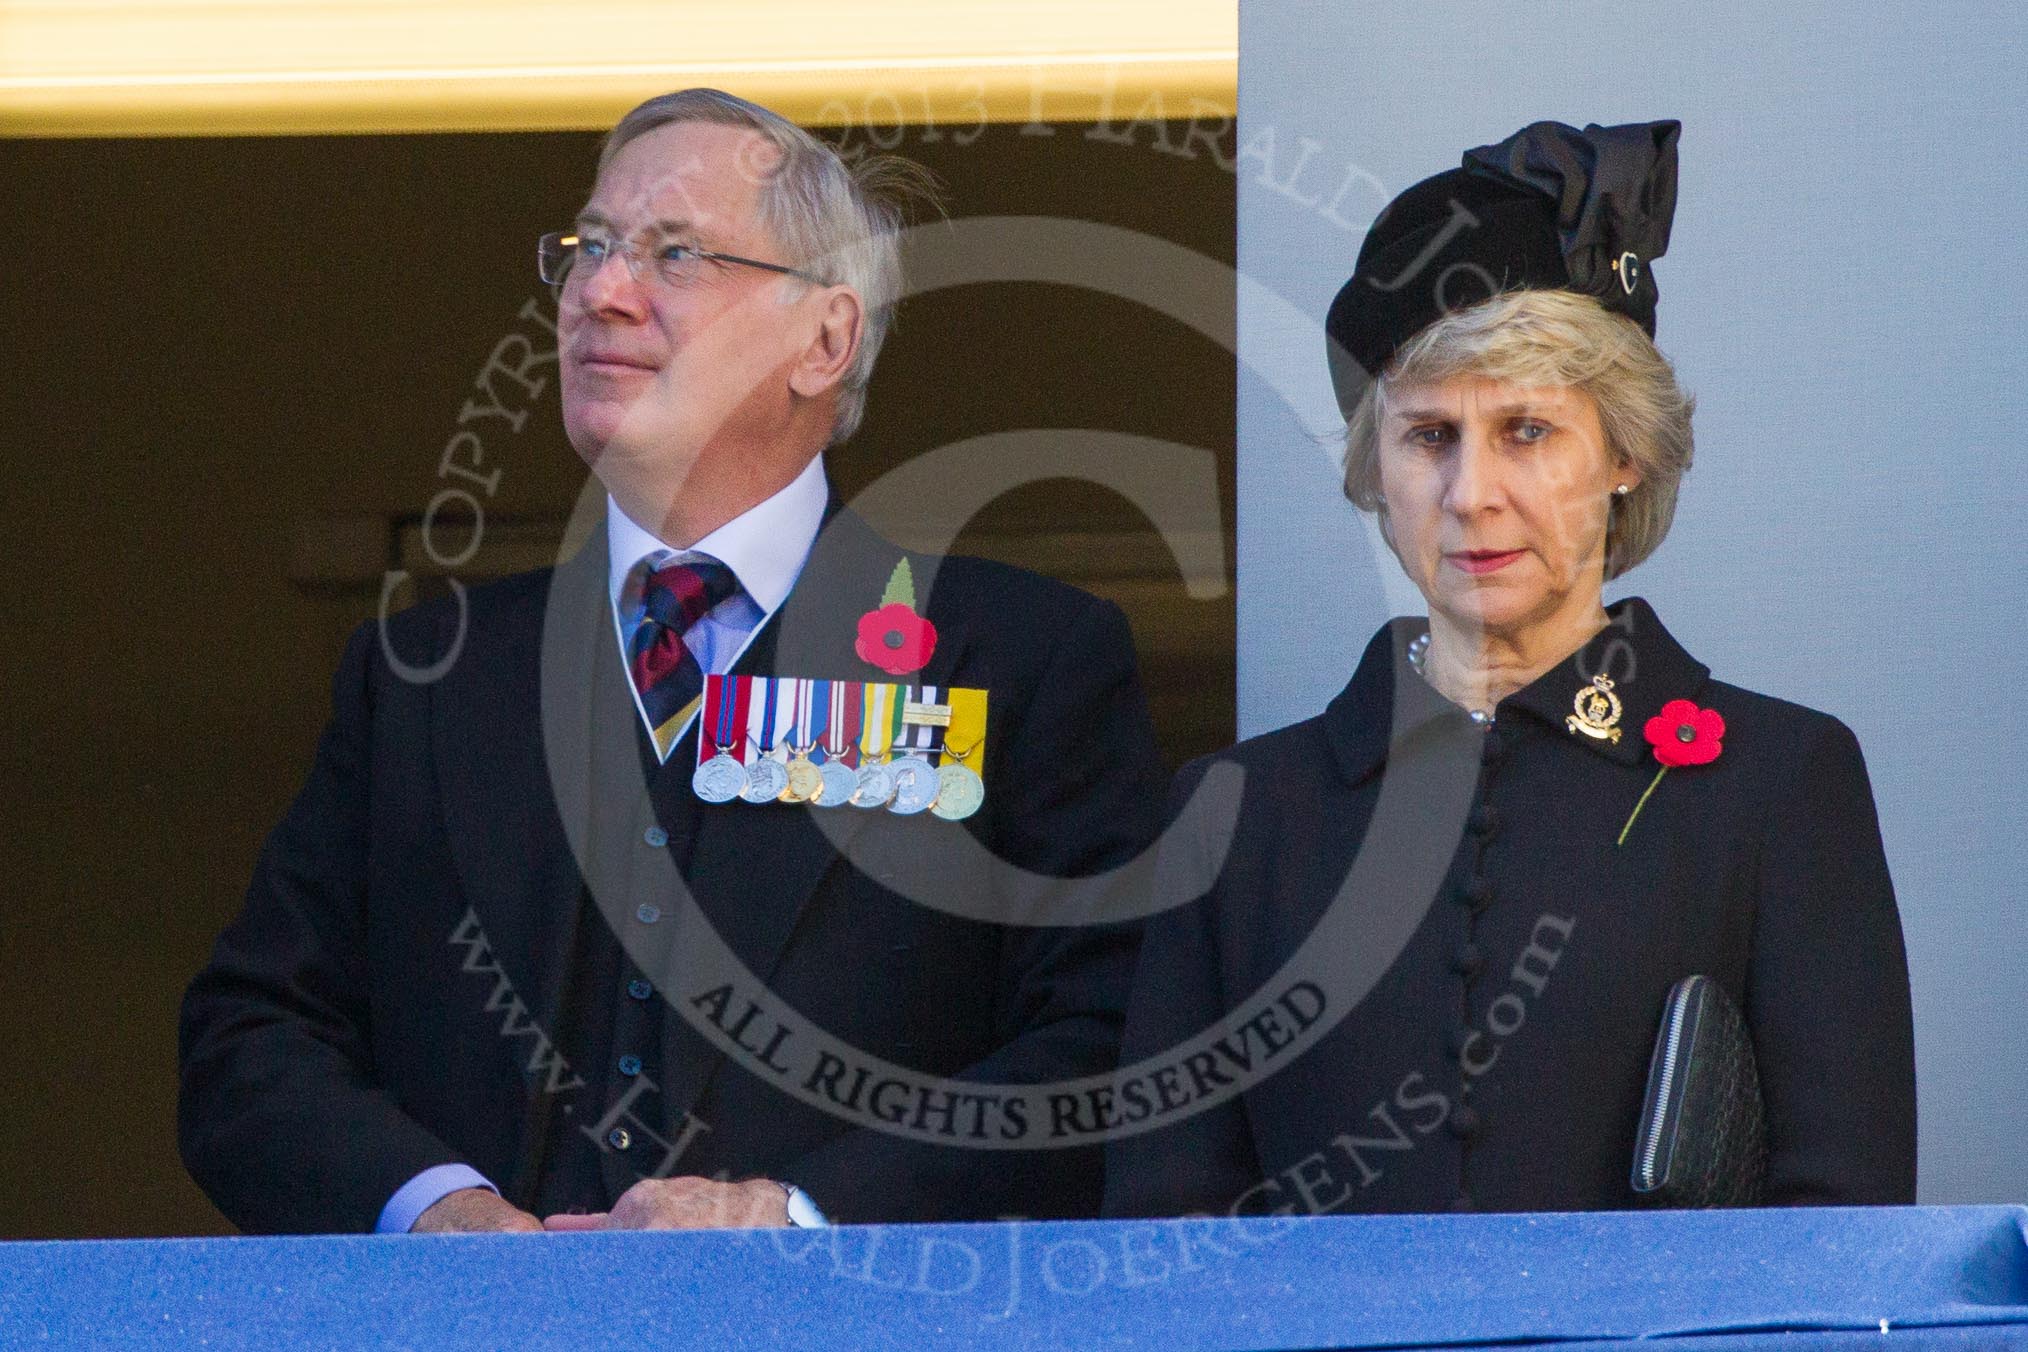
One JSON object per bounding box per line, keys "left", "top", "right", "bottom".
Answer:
{"left": 1612, "top": 250, "right": 1641, "bottom": 295}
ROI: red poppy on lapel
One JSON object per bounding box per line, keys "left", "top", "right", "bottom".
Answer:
{"left": 856, "top": 558, "right": 938, "bottom": 676}
{"left": 857, "top": 603, "right": 937, "bottom": 675}
{"left": 1645, "top": 699, "right": 1725, "bottom": 767}
{"left": 1619, "top": 698, "right": 1726, "bottom": 846}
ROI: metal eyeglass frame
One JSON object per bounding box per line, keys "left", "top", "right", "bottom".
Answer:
{"left": 538, "top": 230, "right": 818, "bottom": 289}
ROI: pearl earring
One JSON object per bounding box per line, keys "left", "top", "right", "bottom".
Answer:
{"left": 1612, "top": 484, "right": 1631, "bottom": 496}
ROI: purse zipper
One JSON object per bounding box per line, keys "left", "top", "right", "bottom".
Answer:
{"left": 1637, "top": 977, "right": 1702, "bottom": 1189}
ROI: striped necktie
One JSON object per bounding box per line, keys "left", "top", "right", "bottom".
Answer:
{"left": 627, "top": 556, "right": 740, "bottom": 760}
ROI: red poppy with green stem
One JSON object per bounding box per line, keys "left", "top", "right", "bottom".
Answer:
{"left": 1618, "top": 699, "right": 1725, "bottom": 846}
{"left": 856, "top": 558, "right": 938, "bottom": 676}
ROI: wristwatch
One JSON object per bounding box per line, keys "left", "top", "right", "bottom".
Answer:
{"left": 779, "top": 1181, "right": 829, "bottom": 1228}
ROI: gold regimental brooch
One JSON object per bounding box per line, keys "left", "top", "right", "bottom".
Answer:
{"left": 1567, "top": 674, "right": 1624, "bottom": 743}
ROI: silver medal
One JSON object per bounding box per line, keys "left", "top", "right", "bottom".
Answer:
{"left": 740, "top": 754, "right": 789, "bottom": 803}
{"left": 929, "top": 762, "right": 986, "bottom": 821}
{"left": 815, "top": 759, "right": 858, "bottom": 807}
{"left": 692, "top": 753, "right": 748, "bottom": 804}
{"left": 851, "top": 760, "right": 897, "bottom": 808}
{"left": 887, "top": 754, "right": 939, "bottom": 815}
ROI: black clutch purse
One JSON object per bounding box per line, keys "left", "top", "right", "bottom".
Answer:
{"left": 1630, "top": 974, "right": 1767, "bottom": 1207}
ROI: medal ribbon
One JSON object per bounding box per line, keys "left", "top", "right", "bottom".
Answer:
{"left": 898, "top": 685, "right": 949, "bottom": 757}
{"left": 940, "top": 687, "right": 988, "bottom": 770}
{"left": 700, "top": 674, "right": 753, "bottom": 765}
{"left": 820, "top": 680, "right": 844, "bottom": 763}
{"left": 795, "top": 678, "right": 823, "bottom": 756}
{"left": 774, "top": 677, "right": 801, "bottom": 758}
{"left": 750, "top": 676, "right": 789, "bottom": 761}
{"left": 827, "top": 681, "right": 863, "bottom": 766}
{"left": 861, "top": 683, "right": 901, "bottom": 764}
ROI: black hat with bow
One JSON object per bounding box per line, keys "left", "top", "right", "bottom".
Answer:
{"left": 1325, "top": 119, "right": 1681, "bottom": 417}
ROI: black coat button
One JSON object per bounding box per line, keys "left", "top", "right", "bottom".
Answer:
{"left": 1447, "top": 1103, "right": 1482, "bottom": 1140}
{"left": 1450, "top": 943, "right": 1484, "bottom": 977}
{"left": 1453, "top": 876, "right": 1493, "bottom": 911}
{"left": 617, "top": 1054, "right": 642, "bottom": 1076}
{"left": 1468, "top": 805, "right": 1500, "bottom": 839}
{"left": 627, "top": 978, "right": 653, "bottom": 1000}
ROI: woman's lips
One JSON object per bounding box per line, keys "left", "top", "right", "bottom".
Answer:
{"left": 1445, "top": 549, "right": 1526, "bottom": 575}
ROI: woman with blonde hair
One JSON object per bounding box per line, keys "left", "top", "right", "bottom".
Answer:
{"left": 1105, "top": 120, "right": 1914, "bottom": 1216}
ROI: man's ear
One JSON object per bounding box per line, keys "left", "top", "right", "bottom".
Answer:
{"left": 788, "top": 286, "right": 863, "bottom": 399}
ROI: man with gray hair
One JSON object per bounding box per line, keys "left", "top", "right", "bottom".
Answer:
{"left": 178, "top": 89, "right": 1167, "bottom": 1232}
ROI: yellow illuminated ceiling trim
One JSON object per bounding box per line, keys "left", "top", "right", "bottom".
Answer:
{"left": 0, "top": 2, "right": 1236, "bottom": 137}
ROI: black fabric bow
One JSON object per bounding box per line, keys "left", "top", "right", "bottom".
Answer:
{"left": 1463, "top": 119, "right": 1681, "bottom": 297}
{"left": 1325, "top": 117, "right": 1685, "bottom": 409}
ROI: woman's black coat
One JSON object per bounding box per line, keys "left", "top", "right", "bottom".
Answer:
{"left": 1103, "top": 597, "right": 1915, "bottom": 1216}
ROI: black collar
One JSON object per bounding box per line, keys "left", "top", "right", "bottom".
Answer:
{"left": 1322, "top": 596, "right": 1712, "bottom": 784}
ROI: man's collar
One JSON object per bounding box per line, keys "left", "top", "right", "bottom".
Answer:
{"left": 1322, "top": 596, "right": 1712, "bottom": 785}
{"left": 605, "top": 452, "right": 830, "bottom": 613}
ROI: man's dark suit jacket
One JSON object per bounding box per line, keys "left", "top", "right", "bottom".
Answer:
{"left": 179, "top": 504, "right": 1166, "bottom": 1233}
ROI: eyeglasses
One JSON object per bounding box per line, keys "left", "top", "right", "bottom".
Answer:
{"left": 537, "top": 230, "right": 816, "bottom": 290}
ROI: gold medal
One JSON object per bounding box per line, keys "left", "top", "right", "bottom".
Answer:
{"left": 771, "top": 680, "right": 825, "bottom": 803}
{"left": 783, "top": 749, "right": 823, "bottom": 803}
{"left": 1566, "top": 674, "right": 1624, "bottom": 743}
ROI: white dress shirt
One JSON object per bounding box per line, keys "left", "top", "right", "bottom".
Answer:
{"left": 607, "top": 451, "right": 829, "bottom": 755}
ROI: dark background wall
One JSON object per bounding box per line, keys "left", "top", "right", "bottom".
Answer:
{"left": 0, "top": 119, "right": 1235, "bottom": 1238}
